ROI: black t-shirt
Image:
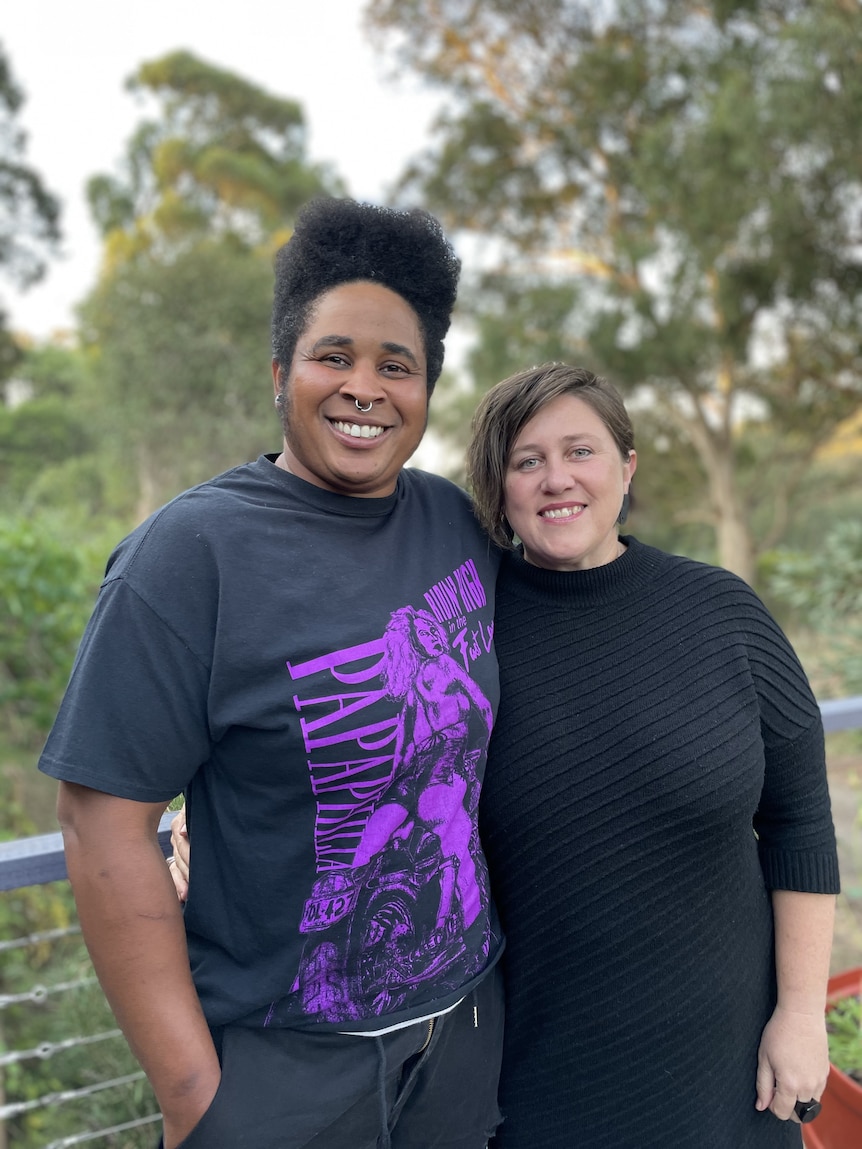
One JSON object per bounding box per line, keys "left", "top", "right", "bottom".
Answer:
{"left": 40, "top": 457, "right": 502, "bottom": 1031}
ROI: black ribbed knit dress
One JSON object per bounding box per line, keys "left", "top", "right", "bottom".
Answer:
{"left": 482, "top": 538, "right": 840, "bottom": 1149}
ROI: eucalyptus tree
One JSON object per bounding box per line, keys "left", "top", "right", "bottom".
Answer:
{"left": 367, "top": 0, "right": 862, "bottom": 581}
{"left": 0, "top": 43, "right": 61, "bottom": 379}
{"left": 82, "top": 51, "right": 345, "bottom": 517}
{"left": 87, "top": 49, "right": 342, "bottom": 257}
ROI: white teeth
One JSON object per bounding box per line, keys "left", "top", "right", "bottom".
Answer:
{"left": 541, "top": 507, "right": 582, "bottom": 519}
{"left": 333, "top": 421, "right": 385, "bottom": 439}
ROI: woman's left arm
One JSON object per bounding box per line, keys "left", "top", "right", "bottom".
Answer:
{"left": 755, "top": 889, "right": 835, "bottom": 1121}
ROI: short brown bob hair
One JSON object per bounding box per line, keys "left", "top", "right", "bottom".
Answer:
{"left": 467, "top": 363, "right": 635, "bottom": 550}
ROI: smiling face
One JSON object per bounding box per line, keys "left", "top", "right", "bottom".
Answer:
{"left": 504, "top": 394, "right": 637, "bottom": 572}
{"left": 273, "top": 281, "right": 429, "bottom": 498}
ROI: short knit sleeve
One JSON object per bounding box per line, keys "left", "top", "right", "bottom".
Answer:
{"left": 742, "top": 584, "right": 840, "bottom": 893}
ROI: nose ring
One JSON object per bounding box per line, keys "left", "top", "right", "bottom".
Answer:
{"left": 355, "top": 399, "right": 374, "bottom": 413}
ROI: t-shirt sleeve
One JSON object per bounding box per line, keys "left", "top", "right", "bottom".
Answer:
{"left": 38, "top": 576, "right": 212, "bottom": 802}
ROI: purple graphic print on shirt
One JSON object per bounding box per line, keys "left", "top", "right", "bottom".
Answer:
{"left": 270, "top": 559, "right": 495, "bottom": 1024}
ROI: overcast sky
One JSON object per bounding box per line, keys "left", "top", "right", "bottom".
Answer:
{"left": 3, "top": 0, "right": 441, "bottom": 339}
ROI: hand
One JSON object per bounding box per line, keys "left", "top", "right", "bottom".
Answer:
{"left": 755, "top": 1004, "right": 829, "bottom": 1122}
{"left": 167, "top": 806, "right": 190, "bottom": 902}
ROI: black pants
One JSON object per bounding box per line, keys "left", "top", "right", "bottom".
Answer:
{"left": 162, "top": 964, "right": 504, "bottom": 1149}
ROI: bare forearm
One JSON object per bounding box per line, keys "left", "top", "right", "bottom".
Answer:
{"left": 755, "top": 890, "right": 835, "bottom": 1118}
{"left": 59, "top": 786, "right": 219, "bottom": 1140}
{"left": 772, "top": 889, "right": 835, "bottom": 1013}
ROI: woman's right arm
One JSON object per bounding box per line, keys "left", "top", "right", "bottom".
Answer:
{"left": 59, "top": 783, "right": 219, "bottom": 1148}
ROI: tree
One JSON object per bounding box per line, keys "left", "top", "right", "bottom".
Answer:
{"left": 0, "top": 43, "right": 61, "bottom": 380}
{"left": 0, "top": 343, "right": 95, "bottom": 514}
{"left": 79, "top": 238, "right": 278, "bottom": 517}
{"left": 87, "top": 49, "right": 344, "bottom": 260}
{"left": 769, "top": 522, "right": 862, "bottom": 695}
{"left": 81, "top": 52, "right": 346, "bottom": 516}
{"left": 367, "top": 0, "right": 862, "bottom": 583}
{"left": 0, "top": 515, "right": 101, "bottom": 748}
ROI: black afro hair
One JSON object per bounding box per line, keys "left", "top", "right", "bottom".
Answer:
{"left": 271, "top": 198, "right": 460, "bottom": 394}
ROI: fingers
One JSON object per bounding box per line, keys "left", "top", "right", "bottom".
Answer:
{"left": 166, "top": 854, "right": 189, "bottom": 903}
{"left": 173, "top": 826, "right": 190, "bottom": 880}
{"left": 757, "top": 1057, "right": 824, "bottom": 1124}
{"left": 771, "top": 1079, "right": 800, "bottom": 1123}
{"left": 170, "top": 811, "right": 190, "bottom": 877}
{"left": 167, "top": 808, "right": 190, "bottom": 901}
{"left": 756, "top": 1062, "right": 823, "bottom": 1125}
{"left": 169, "top": 809, "right": 186, "bottom": 846}
{"left": 756, "top": 1007, "right": 829, "bottom": 1123}
{"left": 755, "top": 1052, "right": 775, "bottom": 1113}
{"left": 756, "top": 1068, "right": 822, "bottom": 1124}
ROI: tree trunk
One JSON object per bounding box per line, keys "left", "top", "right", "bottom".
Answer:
{"left": 670, "top": 394, "right": 757, "bottom": 587}
{"left": 708, "top": 451, "right": 756, "bottom": 587}
{"left": 715, "top": 504, "right": 756, "bottom": 586}
{"left": 135, "top": 443, "right": 160, "bottom": 524}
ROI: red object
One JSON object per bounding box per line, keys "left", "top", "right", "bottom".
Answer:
{"left": 803, "top": 967, "right": 862, "bottom": 1149}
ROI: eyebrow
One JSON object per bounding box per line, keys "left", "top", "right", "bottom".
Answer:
{"left": 511, "top": 432, "right": 601, "bottom": 453}
{"left": 311, "top": 335, "right": 420, "bottom": 368}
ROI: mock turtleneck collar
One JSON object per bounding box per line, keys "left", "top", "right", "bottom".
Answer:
{"left": 499, "top": 535, "right": 667, "bottom": 608}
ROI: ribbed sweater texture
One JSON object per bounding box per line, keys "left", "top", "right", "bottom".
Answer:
{"left": 482, "top": 538, "right": 839, "bottom": 1149}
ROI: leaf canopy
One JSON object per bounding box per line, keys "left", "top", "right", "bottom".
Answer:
{"left": 87, "top": 49, "right": 345, "bottom": 254}
{"left": 368, "top": 0, "right": 862, "bottom": 579}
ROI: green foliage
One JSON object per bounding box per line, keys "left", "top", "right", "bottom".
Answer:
{"left": 87, "top": 49, "right": 344, "bottom": 255}
{"left": 0, "top": 687, "right": 155, "bottom": 1146}
{"left": 774, "top": 458, "right": 862, "bottom": 555}
{"left": 369, "top": 0, "right": 862, "bottom": 582}
{"left": 0, "top": 396, "right": 93, "bottom": 507}
{"left": 79, "top": 51, "right": 350, "bottom": 517}
{"left": 12, "top": 341, "right": 88, "bottom": 399}
{"left": 1, "top": 972, "right": 158, "bottom": 1147}
{"left": 0, "top": 42, "right": 62, "bottom": 388}
{"left": 78, "top": 237, "right": 279, "bottom": 516}
{"left": 429, "top": 274, "right": 583, "bottom": 478}
{"left": 0, "top": 342, "right": 123, "bottom": 526}
{"left": 768, "top": 522, "right": 862, "bottom": 694}
{"left": 0, "top": 779, "right": 88, "bottom": 1147}
{"left": 464, "top": 275, "right": 583, "bottom": 395}
{"left": 826, "top": 994, "right": 862, "bottom": 1083}
{"left": 0, "top": 866, "right": 157, "bottom": 1147}
{"left": 0, "top": 43, "right": 61, "bottom": 291}
{"left": 620, "top": 404, "right": 717, "bottom": 561}
{"left": 0, "top": 516, "right": 104, "bottom": 748}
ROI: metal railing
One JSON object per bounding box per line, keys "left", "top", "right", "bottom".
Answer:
{"left": 4, "top": 698, "right": 861, "bottom": 893}
{"left": 0, "top": 813, "right": 176, "bottom": 1148}
{"left": 0, "top": 813, "right": 175, "bottom": 895}
{"left": 1, "top": 698, "right": 860, "bottom": 1147}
